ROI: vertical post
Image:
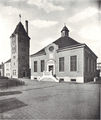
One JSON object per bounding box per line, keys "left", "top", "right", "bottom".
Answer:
{"left": 19, "top": 14, "right": 21, "bottom": 22}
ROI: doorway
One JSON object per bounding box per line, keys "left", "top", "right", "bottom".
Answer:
{"left": 49, "top": 65, "right": 54, "bottom": 74}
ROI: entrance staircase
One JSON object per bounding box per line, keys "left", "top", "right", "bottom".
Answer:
{"left": 39, "top": 71, "right": 59, "bottom": 82}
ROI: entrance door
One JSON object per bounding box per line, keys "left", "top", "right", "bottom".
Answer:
{"left": 49, "top": 65, "right": 53, "bottom": 74}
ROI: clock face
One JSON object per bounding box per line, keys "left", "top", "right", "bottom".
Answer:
{"left": 49, "top": 46, "right": 54, "bottom": 52}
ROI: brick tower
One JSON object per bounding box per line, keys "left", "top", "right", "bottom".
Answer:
{"left": 10, "top": 20, "right": 30, "bottom": 78}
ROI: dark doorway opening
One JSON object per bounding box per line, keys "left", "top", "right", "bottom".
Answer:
{"left": 49, "top": 65, "right": 53, "bottom": 74}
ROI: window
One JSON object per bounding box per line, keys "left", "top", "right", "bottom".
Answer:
{"left": 59, "top": 57, "right": 64, "bottom": 72}
{"left": 87, "top": 57, "right": 89, "bottom": 72}
{"left": 13, "top": 70, "right": 16, "bottom": 75}
{"left": 89, "top": 59, "right": 91, "bottom": 72}
{"left": 41, "top": 60, "right": 45, "bottom": 72}
{"left": 94, "top": 60, "right": 96, "bottom": 72}
{"left": 13, "top": 56, "right": 16, "bottom": 59}
{"left": 91, "top": 60, "right": 93, "bottom": 72}
{"left": 71, "top": 79, "right": 76, "bottom": 82}
{"left": 85, "top": 57, "right": 88, "bottom": 72}
{"left": 34, "top": 61, "right": 37, "bottom": 72}
{"left": 70, "top": 56, "right": 77, "bottom": 71}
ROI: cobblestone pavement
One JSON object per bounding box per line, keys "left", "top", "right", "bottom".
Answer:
{"left": 0, "top": 79, "right": 100, "bottom": 120}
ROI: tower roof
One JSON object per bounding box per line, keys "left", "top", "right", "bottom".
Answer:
{"left": 11, "top": 22, "right": 30, "bottom": 39}
{"left": 61, "top": 25, "right": 69, "bottom": 32}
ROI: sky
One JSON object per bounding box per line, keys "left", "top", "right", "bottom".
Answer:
{"left": 0, "top": 0, "right": 101, "bottom": 63}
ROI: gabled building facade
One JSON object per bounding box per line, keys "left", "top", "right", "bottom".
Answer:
{"left": 31, "top": 26, "right": 97, "bottom": 83}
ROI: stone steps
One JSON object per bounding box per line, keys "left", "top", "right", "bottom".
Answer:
{"left": 40, "top": 76, "right": 59, "bottom": 82}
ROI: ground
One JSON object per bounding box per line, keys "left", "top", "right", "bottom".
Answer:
{"left": 0, "top": 79, "right": 100, "bottom": 120}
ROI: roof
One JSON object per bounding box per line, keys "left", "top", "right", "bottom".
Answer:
{"left": 5, "top": 59, "right": 11, "bottom": 63}
{"left": 31, "top": 36, "right": 81, "bottom": 57}
{"left": 61, "top": 25, "right": 69, "bottom": 32}
{"left": 11, "top": 22, "right": 30, "bottom": 39}
{"left": 31, "top": 25, "right": 97, "bottom": 58}
{"left": 53, "top": 36, "right": 80, "bottom": 48}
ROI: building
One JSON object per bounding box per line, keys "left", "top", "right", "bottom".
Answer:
{"left": 97, "top": 62, "right": 101, "bottom": 77}
{"left": 4, "top": 59, "right": 11, "bottom": 78}
{"left": 31, "top": 26, "right": 97, "bottom": 83}
{"left": 10, "top": 20, "right": 30, "bottom": 78}
{"left": 0, "top": 62, "right": 4, "bottom": 76}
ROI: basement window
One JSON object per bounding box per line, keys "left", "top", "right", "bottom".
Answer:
{"left": 71, "top": 79, "right": 76, "bottom": 82}
{"left": 34, "top": 77, "right": 37, "bottom": 80}
{"left": 59, "top": 78, "right": 64, "bottom": 82}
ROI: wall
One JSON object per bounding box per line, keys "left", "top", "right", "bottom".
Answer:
{"left": 18, "top": 34, "right": 30, "bottom": 78}
{"left": 31, "top": 54, "right": 46, "bottom": 79}
{"left": 11, "top": 34, "right": 18, "bottom": 78}
{"left": 11, "top": 33, "right": 30, "bottom": 78}
{"left": 31, "top": 43, "right": 84, "bottom": 83}
{"left": 84, "top": 47, "right": 97, "bottom": 82}
{"left": 55, "top": 47, "right": 84, "bottom": 83}
{"left": 4, "top": 62, "right": 11, "bottom": 78}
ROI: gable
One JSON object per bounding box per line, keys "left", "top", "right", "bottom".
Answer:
{"left": 31, "top": 36, "right": 81, "bottom": 57}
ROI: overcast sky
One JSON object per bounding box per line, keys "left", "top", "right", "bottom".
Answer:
{"left": 0, "top": 0, "right": 101, "bottom": 63}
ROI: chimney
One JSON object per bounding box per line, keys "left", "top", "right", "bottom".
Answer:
{"left": 25, "top": 20, "right": 28, "bottom": 35}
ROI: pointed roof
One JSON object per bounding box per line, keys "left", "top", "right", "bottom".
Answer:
{"left": 61, "top": 25, "right": 69, "bottom": 32}
{"left": 11, "top": 22, "right": 30, "bottom": 39}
